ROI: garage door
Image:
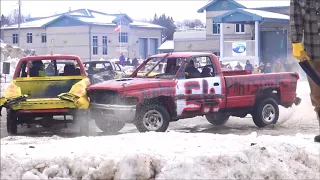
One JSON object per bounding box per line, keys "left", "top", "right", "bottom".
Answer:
{"left": 261, "top": 30, "right": 287, "bottom": 64}
{"left": 149, "top": 38, "right": 159, "bottom": 56}
{"left": 139, "top": 38, "right": 148, "bottom": 59}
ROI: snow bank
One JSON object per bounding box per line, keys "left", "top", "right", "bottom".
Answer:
{"left": 0, "top": 42, "right": 36, "bottom": 82}
{"left": 1, "top": 132, "right": 319, "bottom": 180}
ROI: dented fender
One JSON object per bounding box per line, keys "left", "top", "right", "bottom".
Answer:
{"left": 0, "top": 82, "right": 28, "bottom": 111}
{"left": 58, "top": 78, "right": 90, "bottom": 109}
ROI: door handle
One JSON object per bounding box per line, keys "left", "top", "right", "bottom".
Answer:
{"left": 214, "top": 83, "right": 219, "bottom": 86}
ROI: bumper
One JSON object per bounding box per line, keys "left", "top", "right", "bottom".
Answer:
{"left": 89, "top": 103, "right": 136, "bottom": 122}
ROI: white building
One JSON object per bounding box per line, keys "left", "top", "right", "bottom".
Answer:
{"left": 172, "top": 0, "right": 291, "bottom": 66}
{"left": 1, "top": 9, "right": 165, "bottom": 61}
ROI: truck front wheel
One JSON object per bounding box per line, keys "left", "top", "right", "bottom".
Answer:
{"left": 95, "top": 119, "right": 126, "bottom": 134}
{"left": 135, "top": 104, "right": 170, "bottom": 132}
{"left": 7, "top": 109, "right": 18, "bottom": 135}
{"left": 252, "top": 98, "right": 279, "bottom": 128}
{"left": 205, "top": 113, "right": 230, "bottom": 126}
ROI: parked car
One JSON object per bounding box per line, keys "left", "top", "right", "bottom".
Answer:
{"left": 83, "top": 60, "right": 126, "bottom": 84}
{"left": 0, "top": 55, "right": 90, "bottom": 135}
{"left": 86, "top": 52, "right": 301, "bottom": 133}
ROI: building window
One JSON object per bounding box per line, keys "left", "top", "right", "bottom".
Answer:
{"left": 12, "top": 34, "right": 18, "bottom": 44}
{"left": 119, "top": 32, "right": 128, "bottom": 43}
{"left": 27, "top": 32, "right": 32, "bottom": 43}
{"left": 235, "top": 24, "right": 245, "bottom": 33}
{"left": 41, "top": 33, "right": 47, "bottom": 43}
{"left": 92, "top": 36, "right": 98, "bottom": 55}
{"left": 213, "top": 23, "right": 220, "bottom": 34}
{"left": 102, "top": 36, "right": 108, "bottom": 55}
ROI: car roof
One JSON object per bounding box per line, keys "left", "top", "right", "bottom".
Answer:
{"left": 19, "top": 55, "right": 81, "bottom": 62}
{"left": 83, "top": 61, "right": 111, "bottom": 64}
{"left": 150, "top": 52, "right": 213, "bottom": 59}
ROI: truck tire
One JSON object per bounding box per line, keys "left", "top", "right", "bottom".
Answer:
{"left": 252, "top": 97, "right": 279, "bottom": 128}
{"left": 135, "top": 104, "right": 170, "bottom": 132}
{"left": 7, "top": 109, "right": 18, "bottom": 135}
{"left": 205, "top": 113, "right": 230, "bottom": 126}
{"left": 95, "top": 119, "right": 126, "bottom": 134}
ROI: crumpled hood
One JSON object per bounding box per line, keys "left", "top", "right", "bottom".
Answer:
{"left": 86, "top": 78, "right": 176, "bottom": 92}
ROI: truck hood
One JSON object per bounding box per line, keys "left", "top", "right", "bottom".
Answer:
{"left": 86, "top": 78, "right": 176, "bottom": 92}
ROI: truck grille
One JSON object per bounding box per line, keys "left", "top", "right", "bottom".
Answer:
{"left": 88, "top": 90, "right": 120, "bottom": 104}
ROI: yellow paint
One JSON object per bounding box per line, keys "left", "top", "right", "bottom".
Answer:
{"left": 1, "top": 75, "right": 89, "bottom": 110}
{"left": 11, "top": 98, "right": 77, "bottom": 110}
{"left": 137, "top": 72, "right": 159, "bottom": 77}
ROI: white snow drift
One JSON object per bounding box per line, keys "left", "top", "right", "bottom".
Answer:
{"left": 0, "top": 42, "right": 36, "bottom": 82}
{"left": 1, "top": 132, "right": 319, "bottom": 180}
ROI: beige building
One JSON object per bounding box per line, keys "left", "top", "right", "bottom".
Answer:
{"left": 1, "top": 9, "right": 164, "bottom": 61}
{"left": 173, "top": 0, "right": 291, "bottom": 66}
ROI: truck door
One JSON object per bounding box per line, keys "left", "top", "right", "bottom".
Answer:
{"left": 175, "top": 56, "right": 222, "bottom": 117}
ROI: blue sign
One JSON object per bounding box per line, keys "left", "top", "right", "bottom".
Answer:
{"left": 232, "top": 44, "right": 246, "bottom": 54}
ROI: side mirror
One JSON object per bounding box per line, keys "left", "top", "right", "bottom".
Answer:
{"left": 2, "top": 62, "right": 10, "bottom": 75}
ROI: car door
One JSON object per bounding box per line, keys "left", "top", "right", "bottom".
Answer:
{"left": 175, "top": 55, "right": 222, "bottom": 117}
{"left": 113, "top": 62, "right": 126, "bottom": 78}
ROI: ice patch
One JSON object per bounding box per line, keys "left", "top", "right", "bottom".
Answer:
{"left": 1, "top": 132, "right": 319, "bottom": 180}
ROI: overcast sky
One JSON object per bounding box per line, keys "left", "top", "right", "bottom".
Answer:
{"left": 1, "top": 0, "right": 290, "bottom": 22}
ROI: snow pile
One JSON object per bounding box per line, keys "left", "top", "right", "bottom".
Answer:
{"left": 0, "top": 42, "right": 36, "bottom": 82}
{"left": 1, "top": 132, "right": 319, "bottom": 180}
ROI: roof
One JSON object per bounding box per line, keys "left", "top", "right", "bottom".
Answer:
{"left": 2, "top": 8, "right": 164, "bottom": 30}
{"left": 198, "top": 0, "right": 246, "bottom": 13}
{"left": 198, "top": 0, "right": 289, "bottom": 13}
{"left": 83, "top": 61, "right": 112, "bottom": 64}
{"left": 242, "top": 9, "right": 289, "bottom": 20}
{"left": 214, "top": 8, "right": 289, "bottom": 23}
{"left": 151, "top": 52, "right": 213, "bottom": 59}
{"left": 158, "top": 40, "right": 174, "bottom": 50}
{"left": 174, "top": 31, "right": 206, "bottom": 41}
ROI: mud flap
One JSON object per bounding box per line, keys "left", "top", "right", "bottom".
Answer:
{"left": 0, "top": 95, "right": 28, "bottom": 116}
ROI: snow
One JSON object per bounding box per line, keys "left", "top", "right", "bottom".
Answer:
{"left": 77, "top": 12, "right": 116, "bottom": 25}
{"left": 242, "top": 9, "right": 289, "bottom": 20}
{"left": 1, "top": 16, "right": 60, "bottom": 29}
{"left": 1, "top": 132, "right": 319, "bottom": 179}
{"left": 158, "top": 40, "right": 174, "bottom": 50}
{"left": 130, "top": 21, "right": 164, "bottom": 29}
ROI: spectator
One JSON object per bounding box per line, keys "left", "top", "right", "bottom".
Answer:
{"left": 274, "top": 59, "right": 283, "bottom": 73}
{"left": 234, "top": 62, "right": 243, "bottom": 70}
{"left": 259, "top": 62, "right": 265, "bottom": 73}
{"left": 244, "top": 60, "right": 253, "bottom": 71}
{"left": 132, "top": 57, "right": 138, "bottom": 67}
{"left": 119, "top": 53, "right": 126, "bottom": 66}
{"left": 126, "top": 58, "right": 131, "bottom": 66}
{"left": 253, "top": 65, "right": 260, "bottom": 73}
{"left": 265, "top": 63, "right": 272, "bottom": 73}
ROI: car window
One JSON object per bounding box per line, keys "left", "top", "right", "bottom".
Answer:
{"left": 114, "top": 63, "right": 121, "bottom": 71}
{"left": 183, "top": 56, "right": 216, "bottom": 79}
{"left": 15, "top": 59, "right": 82, "bottom": 78}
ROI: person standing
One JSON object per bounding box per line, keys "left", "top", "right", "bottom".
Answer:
{"left": 290, "top": 0, "right": 320, "bottom": 142}
{"left": 244, "top": 60, "right": 254, "bottom": 72}
{"left": 119, "top": 53, "right": 126, "bottom": 66}
{"left": 273, "top": 59, "right": 283, "bottom": 73}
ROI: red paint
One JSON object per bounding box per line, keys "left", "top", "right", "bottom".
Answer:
{"left": 87, "top": 52, "right": 299, "bottom": 119}
{"left": 19, "top": 109, "right": 68, "bottom": 113}
{"left": 13, "top": 55, "right": 87, "bottom": 78}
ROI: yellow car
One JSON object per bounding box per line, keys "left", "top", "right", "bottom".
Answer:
{"left": 0, "top": 55, "right": 90, "bottom": 135}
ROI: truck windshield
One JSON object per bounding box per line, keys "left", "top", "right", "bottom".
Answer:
{"left": 137, "top": 57, "right": 186, "bottom": 78}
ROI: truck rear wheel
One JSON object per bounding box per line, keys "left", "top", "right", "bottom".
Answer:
{"left": 7, "top": 109, "right": 18, "bottom": 135}
{"left": 135, "top": 104, "right": 170, "bottom": 132}
{"left": 205, "top": 113, "right": 230, "bottom": 126}
{"left": 252, "top": 98, "right": 279, "bottom": 128}
{"left": 95, "top": 119, "right": 126, "bottom": 134}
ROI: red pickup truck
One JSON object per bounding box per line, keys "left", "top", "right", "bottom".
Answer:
{"left": 87, "top": 52, "right": 301, "bottom": 133}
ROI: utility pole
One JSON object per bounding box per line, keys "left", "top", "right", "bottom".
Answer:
{"left": 18, "top": 0, "right": 21, "bottom": 47}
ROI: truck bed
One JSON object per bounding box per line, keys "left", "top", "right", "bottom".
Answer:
{"left": 223, "top": 72, "right": 299, "bottom": 109}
